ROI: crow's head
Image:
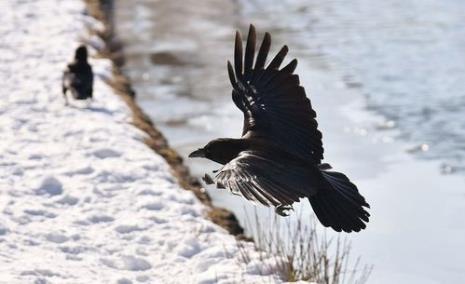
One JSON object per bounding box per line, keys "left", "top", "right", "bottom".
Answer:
{"left": 75, "top": 45, "right": 88, "bottom": 62}
{"left": 189, "top": 138, "right": 246, "bottom": 165}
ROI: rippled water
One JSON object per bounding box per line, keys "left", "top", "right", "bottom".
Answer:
{"left": 115, "top": 0, "right": 465, "bottom": 283}
{"left": 293, "top": 0, "right": 465, "bottom": 171}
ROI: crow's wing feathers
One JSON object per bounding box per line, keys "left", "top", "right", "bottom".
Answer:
{"left": 62, "top": 63, "right": 93, "bottom": 100}
{"left": 62, "top": 67, "right": 74, "bottom": 87}
{"left": 229, "top": 25, "right": 324, "bottom": 163}
{"left": 215, "top": 151, "right": 317, "bottom": 206}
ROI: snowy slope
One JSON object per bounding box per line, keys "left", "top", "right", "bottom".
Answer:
{"left": 0, "top": 1, "right": 284, "bottom": 283}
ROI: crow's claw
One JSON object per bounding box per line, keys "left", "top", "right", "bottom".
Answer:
{"left": 275, "top": 204, "right": 294, "bottom": 217}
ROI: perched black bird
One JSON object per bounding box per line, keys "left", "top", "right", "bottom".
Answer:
{"left": 62, "top": 45, "right": 93, "bottom": 105}
{"left": 189, "top": 25, "right": 370, "bottom": 233}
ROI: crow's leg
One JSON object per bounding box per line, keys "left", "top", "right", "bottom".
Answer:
{"left": 63, "top": 88, "right": 69, "bottom": 106}
{"left": 275, "top": 204, "right": 294, "bottom": 217}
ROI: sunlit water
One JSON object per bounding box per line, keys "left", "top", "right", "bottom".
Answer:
{"left": 115, "top": 0, "right": 465, "bottom": 283}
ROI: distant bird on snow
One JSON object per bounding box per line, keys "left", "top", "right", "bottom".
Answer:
{"left": 62, "top": 45, "right": 93, "bottom": 105}
{"left": 189, "top": 25, "right": 370, "bottom": 233}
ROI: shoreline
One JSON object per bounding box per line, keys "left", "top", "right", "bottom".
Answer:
{"left": 83, "top": 0, "right": 245, "bottom": 238}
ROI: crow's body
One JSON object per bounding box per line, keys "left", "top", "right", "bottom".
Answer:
{"left": 189, "top": 25, "right": 370, "bottom": 233}
{"left": 62, "top": 46, "right": 93, "bottom": 104}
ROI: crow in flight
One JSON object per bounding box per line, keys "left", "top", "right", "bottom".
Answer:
{"left": 62, "top": 45, "right": 93, "bottom": 105}
{"left": 189, "top": 25, "right": 370, "bottom": 233}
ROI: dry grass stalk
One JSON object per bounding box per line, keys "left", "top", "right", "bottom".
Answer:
{"left": 238, "top": 209, "right": 372, "bottom": 283}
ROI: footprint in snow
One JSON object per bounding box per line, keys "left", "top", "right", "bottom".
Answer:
{"left": 74, "top": 214, "right": 114, "bottom": 226}
{"left": 87, "top": 214, "right": 115, "bottom": 224}
{"left": 56, "top": 195, "right": 79, "bottom": 206}
{"left": 0, "top": 224, "right": 8, "bottom": 236}
{"left": 114, "top": 225, "right": 144, "bottom": 234}
{"left": 176, "top": 238, "right": 201, "bottom": 258}
{"left": 137, "top": 236, "right": 152, "bottom": 245}
{"left": 93, "top": 148, "right": 122, "bottom": 159}
{"left": 141, "top": 202, "right": 163, "bottom": 211}
{"left": 35, "top": 176, "right": 63, "bottom": 196}
{"left": 59, "top": 245, "right": 87, "bottom": 255}
{"left": 24, "top": 209, "right": 57, "bottom": 218}
{"left": 137, "top": 189, "right": 162, "bottom": 196}
{"left": 101, "top": 255, "right": 152, "bottom": 271}
{"left": 34, "top": 278, "right": 48, "bottom": 284}
{"left": 117, "top": 278, "right": 132, "bottom": 284}
{"left": 28, "top": 153, "right": 43, "bottom": 160}
{"left": 20, "top": 269, "right": 61, "bottom": 278}
{"left": 136, "top": 275, "right": 150, "bottom": 283}
{"left": 45, "top": 233, "right": 69, "bottom": 244}
{"left": 64, "top": 166, "right": 94, "bottom": 176}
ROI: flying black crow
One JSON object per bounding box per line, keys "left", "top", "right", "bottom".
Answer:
{"left": 189, "top": 25, "right": 370, "bottom": 233}
{"left": 62, "top": 45, "right": 93, "bottom": 105}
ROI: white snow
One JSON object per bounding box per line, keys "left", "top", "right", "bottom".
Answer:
{"left": 0, "top": 0, "right": 286, "bottom": 283}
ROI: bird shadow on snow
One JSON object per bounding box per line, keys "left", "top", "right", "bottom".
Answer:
{"left": 66, "top": 103, "right": 114, "bottom": 116}
{"left": 84, "top": 105, "right": 114, "bottom": 116}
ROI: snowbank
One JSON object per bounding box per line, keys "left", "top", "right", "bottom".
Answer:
{"left": 0, "top": 1, "right": 284, "bottom": 283}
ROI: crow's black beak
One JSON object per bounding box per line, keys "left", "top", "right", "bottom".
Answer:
{"left": 189, "top": 148, "right": 206, "bottom": 158}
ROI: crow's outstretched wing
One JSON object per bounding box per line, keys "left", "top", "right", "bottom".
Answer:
{"left": 228, "top": 25, "right": 324, "bottom": 163}
{"left": 215, "top": 151, "right": 318, "bottom": 206}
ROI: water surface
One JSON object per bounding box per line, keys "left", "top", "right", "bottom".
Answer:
{"left": 115, "top": 1, "right": 465, "bottom": 283}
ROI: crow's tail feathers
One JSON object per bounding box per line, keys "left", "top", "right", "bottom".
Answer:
{"left": 309, "top": 170, "right": 370, "bottom": 233}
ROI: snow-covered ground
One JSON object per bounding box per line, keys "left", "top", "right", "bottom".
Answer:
{"left": 0, "top": 1, "right": 285, "bottom": 283}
